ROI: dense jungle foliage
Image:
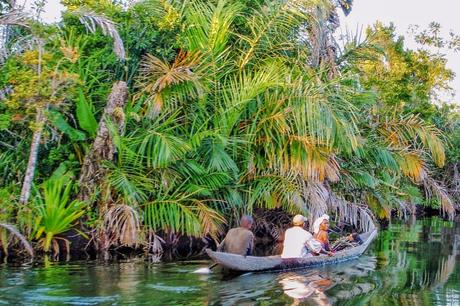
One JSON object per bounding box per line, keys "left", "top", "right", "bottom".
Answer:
{"left": 0, "top": 0, "right": 459, "bottom": 258}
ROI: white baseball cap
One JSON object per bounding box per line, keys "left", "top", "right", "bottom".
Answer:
{"left": 293, "top": 214, "right": 307, "bottom": 225}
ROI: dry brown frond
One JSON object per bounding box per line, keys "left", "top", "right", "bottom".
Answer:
{"left": 138, "top": 51, "right": 203, "bottom": 92}
{"left": 324, "top": 156, "right": 340, "bottom": 183}
{"left": 327, "top": 193, "right": 377, "bottom": 233}
{"left": 103, "top": 204, "right": 141, "bottom": 247}
{"left": 145, "top": 230, "right": 164, "bottom": 261}
{"left": 73, "top": 9, "right": 125, "bottom": 60}
{"left": 303, "top": 181, "right": 329, "bottom": 226}
{"left": 298, "top": 149, "right": 339, "bottom": 182}
{"left": 444, "top": 163, "right": 460, "bottom": 210}
{"left": 59, "top": 39, "right": 80, "bottom": 63}
{"left": 0, "top": 223, "right": 34, "bottom": 258}
{"left": 252, "top": 208, "right": 292, "bottom": 242}
{"left": 0, "top": 10, "right": 30, "bottom": 27}
{"left": 289, "top": 135, "right": 316, "bottom": 146}
{"left": 46, "top": 236, "right": 71, "bottom": 259}
{"left": 423, "top": 177, "right": 455, "bottom": 219}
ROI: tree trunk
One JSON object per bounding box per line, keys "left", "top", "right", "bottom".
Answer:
{"left": 78, "top": 81, "right": 128, "bottom": 210}
{"left": 19, "top": 109, "right": 45, "bottom": 204}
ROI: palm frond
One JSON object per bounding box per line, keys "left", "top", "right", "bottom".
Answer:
{"left": 105, "top": 163, "right": 154, "bottom": 204}
{"left": 183, "top": 0, "right": 242, "bottom": 56}
{"left": 284, "top": 139, "right": 340, "bottom": 182}
{"left": 379, "top": 114, "right": 445, "bottom": 166}
{"left": 290, "top": 78, "right": 360, "bottom": 153}
{"left": 336, "top": 25, "right": 383, "bottom": 66}
{"left": 34, "top": 176, "right": 86, "bottom": 252}
{"left": 130, "top": 128, "right": 190, "bottom": 169}
{"left": 328, "top": 192, "right": 377, "bottom": 232}
{"left": 247, "top": 173, "right": 304, "bottom": 213}
{"left": 173, "top": 160, "right": 231, "bottom": 195}
{"left": 303, "top": 180, "right": 329, "bottom": 219}
{"left": 103, "top": 204, "right": 141, "bottom": 247}
{"left": 224, "top": 61, "right": 286, "bottom": 108}
{"left": 236, "top": 0, "right": 310, "bottom": 69}
{"left": 423, "top": 177, "right": 455, "bottom": 219}
{"left": 369, "top": 146, "right": 399, "bottom": 171}
{"left": 138, "top": 51, "right": 203, "bottom": 93}
{"left": 0, "top": 9, "right": 30, "bottom": 27}
{"left": 198, "top": 136, "right": 239, "bottom": 174}
{"left": 221, "top": 61, "right": 287, "bottom": 133}
{"left": 136, "top": 51, "right": 204, "bottom": 115}
{"left": 347, "top": 169, "right": 378, "bottom": 189}
{"left": 73, "top": 8, "right": 125, "bottom": 60}
{"left": 143, "top": 187, "right": 225, "bottom": 237}
{"left": 255, "top": 92, "right": 291, "bottom": 137}
{"left": 395, "top": 151, "right": 427, "bottom": 183}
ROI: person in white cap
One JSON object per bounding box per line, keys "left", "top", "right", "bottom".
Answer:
{"left": 281, "top": 214, "right": 320, "bottom": 258}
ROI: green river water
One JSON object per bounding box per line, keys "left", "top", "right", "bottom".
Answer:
{"left": 0, "top": 217, "right": 459, "bottom": 305}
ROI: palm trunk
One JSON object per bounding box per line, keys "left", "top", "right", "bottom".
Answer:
{"left": 78, "top": 81, "right": 128, "bottom": 255}
{"left": 78, "top": 81, "right": 128, "bottom": 208}
{"left": 19, "top": 109, "right": 45, "bottom": 204}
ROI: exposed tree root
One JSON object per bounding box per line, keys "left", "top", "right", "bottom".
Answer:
{"left": 0, "top": 223, "right": 34, "bottom": 258}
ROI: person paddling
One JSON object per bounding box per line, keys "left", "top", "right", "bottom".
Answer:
{"left": 217, "top": 215, "right": 254, "bottom": 256}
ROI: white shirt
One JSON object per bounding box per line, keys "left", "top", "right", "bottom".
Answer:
{"left": 281, "top": 226, "right": 313, "bottom": 258}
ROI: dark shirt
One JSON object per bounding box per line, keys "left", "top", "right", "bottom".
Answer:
{"left": 354, "top": 234, "right": 363, "bottom": 245}
{"left": 218, "top": 227, "right": 254, "bottom": 256}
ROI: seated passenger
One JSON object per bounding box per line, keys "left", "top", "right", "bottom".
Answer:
{"left": 313, "top": 214, "right": 333, "bottom": 256}
{"left": 347, "top": 232, "right": 363, "bottom": 245}
{"left": 217, "top": 215, "right": 254, "bottom": 256}
{"left": 281, "top": 215, "right": 318, "bottom": 258}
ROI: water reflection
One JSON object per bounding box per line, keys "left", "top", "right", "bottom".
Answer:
{"left": 279, "top": 273, "right": 331, "bottom": 305}
{"left": 0, "top": 218, "right": 458, "bottom": 305}
{"left": 326, "top": 218, "right": 460, "bottom": 305}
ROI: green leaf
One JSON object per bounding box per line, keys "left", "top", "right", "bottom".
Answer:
{"left": 48, "top": 111, "right": 86, "bottom": 141}
{"left": 0, "top": 114, "right": 11, "bottom": 130}
{"left": 49, "top": 163, "right": 73, "bottom": 182}
{"left": 76, "top": 89, "right": 98, "bottom": 137}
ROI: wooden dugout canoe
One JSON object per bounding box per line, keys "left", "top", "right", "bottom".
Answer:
{"left": 206, "top": 229, "right": 378, "bottom": 272}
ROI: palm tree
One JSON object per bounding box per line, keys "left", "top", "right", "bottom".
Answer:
{"left": 124, "top": 0, "right": 365, "bottom": 237}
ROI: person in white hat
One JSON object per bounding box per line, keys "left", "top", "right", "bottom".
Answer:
{"left": 281, "top": 214, "right": 319, "bottom": 258}
{"left": 312, "top": 214, "right": 330, "bottom": 236}
{"left": 312, "top": 214, "right": 332, "bottom": 254}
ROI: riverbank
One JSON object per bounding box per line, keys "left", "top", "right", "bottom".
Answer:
{"left": 1, "top": 207, "right": 457, "bottom": 264}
